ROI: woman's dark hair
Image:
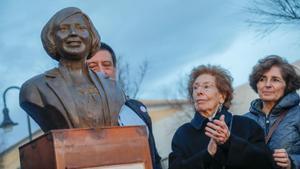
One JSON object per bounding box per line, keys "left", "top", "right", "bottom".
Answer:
{"left": 188, "top": 64, "right": 234, "bottom": 109}
{"left": 249, "top": 55, "right": 300, "bottom": 94}
{"left": 41, "top": 7, "right": 100, "bottom": 61}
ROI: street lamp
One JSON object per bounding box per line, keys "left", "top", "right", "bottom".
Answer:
{"left": 0, "top": 86, "right": 32, "bottom": 141}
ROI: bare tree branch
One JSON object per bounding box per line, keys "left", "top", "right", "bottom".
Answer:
{"left": 245, "top": 0, "right": 300, "bottom": 36}
{"left": 164, "top": 74, "right": 193, "bottom": 119}
{"left": 117, "top": 56, "right": 149, "bottom": 99}
{"left": 131, "top": 60, "right": 148, "bottom": 98}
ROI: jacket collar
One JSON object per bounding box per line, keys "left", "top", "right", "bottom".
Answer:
{"left": 191, "top": 107, "right": 232, "bottom": 130}
{"left": 191, "top": 112, "right": 207, "bottom": 130}
{"left": 43, "top": 65, "right": 105, "bottom": 127}
{"left": 44, "top": 66, "right": 79, "bottom": 127}
{"left": 249, "top": 92, "right": 300, "bottom": 116}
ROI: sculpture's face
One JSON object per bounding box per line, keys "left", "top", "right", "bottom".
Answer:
{"left": 55, "top": 14, "right": 92, "bottom": 60}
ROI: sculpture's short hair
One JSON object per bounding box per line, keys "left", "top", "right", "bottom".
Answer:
{"left": 41, "top": 7, "right": 100, "bottom": 61}
{"left": 188, "top": 64, "right": 234, "bottom": 109}
{"left": 249, "top": 55, "right": 300, "bottom": 94}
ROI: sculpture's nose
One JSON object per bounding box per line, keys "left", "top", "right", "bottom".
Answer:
{"left": 69, "top": 25, "right": 77, "bottom": 36}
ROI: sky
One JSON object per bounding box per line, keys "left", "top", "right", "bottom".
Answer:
{"left": 0, "top": 0, "right": 300, "bottom": 151}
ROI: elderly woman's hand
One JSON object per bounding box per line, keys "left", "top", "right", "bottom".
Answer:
{"left": 205, "top": 115, "right": 230, "bottom": 145}
{"left": 207, "top": 138, "right": 217, "bottom": 157}
{"left": 273, "top": 149, "right": 292, "bottom": 169}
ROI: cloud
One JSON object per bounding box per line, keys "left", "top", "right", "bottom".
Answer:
{"left": 139, "top": 28, "right": 300, "bottom": 99}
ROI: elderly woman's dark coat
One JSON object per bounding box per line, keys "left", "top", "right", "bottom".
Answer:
{"left": 169, "top": 107, "right": 274, "bottom": 169}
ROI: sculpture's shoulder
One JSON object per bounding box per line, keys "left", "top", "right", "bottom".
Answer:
{"left": 19, "top": 74, "right": 44, "bottom": 108}
{"left": 20, "top": 68, "right": 58, "bottom": 104}
{"left": 22, "top": 68, "right": 59, "bottom": 87}
{"left": 93, "top": 71, "right": 126, "bottom": 114}
{"left": 94, "top": 71, "right": 126, "bottom": 99}
{"left": 23, "top": 74, "right": 44, "bottom": 87}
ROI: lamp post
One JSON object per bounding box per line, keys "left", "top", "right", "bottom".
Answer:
{"left": 0, "top": 86, "right": 32, "bottom": 141}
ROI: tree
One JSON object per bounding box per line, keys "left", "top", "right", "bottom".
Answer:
{"left": 246, "top": 0, "right": 300, "bottom": 35}
{"left": 164, "top": 74, "right": 193, "bottom": 119}
{"left": 117, "top": 56, "right": 149, "bottom": 99}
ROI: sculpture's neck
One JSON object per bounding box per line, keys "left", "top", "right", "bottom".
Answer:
{"left": 59, "top": 58, "right": 89, "bottom": 75}
{"left": 59, "top": 58, "right": 93, "bottom": 86}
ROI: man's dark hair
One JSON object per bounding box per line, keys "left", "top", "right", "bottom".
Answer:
{"left": 249, "top": 55, "right": 300, "bottom": 94}
{"left": 99, "top": 42, "right": 117, "bottom": 67}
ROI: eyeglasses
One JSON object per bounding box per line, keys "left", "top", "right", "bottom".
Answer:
{"left": 193, "top": 83, "right": 218, "bottom": 93}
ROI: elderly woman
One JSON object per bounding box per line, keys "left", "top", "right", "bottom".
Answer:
{"left": 245, "top": 55, "right": 300, "bottom": 169}
{"left": 168, "top": 65, "right": 274, "bottom": 169}
{"left": 19, "top": 7, "right": 125, "bottom": 132}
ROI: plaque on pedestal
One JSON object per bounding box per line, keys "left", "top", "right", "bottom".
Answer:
{"left": 19, "top": 126, "right": 152, "bottom": 169}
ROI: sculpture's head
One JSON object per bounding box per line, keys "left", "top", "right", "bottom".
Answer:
{"left": 41, "top": 7, "right": 100, "bottom": 61}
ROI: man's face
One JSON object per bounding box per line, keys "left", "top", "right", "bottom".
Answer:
{"left": 87, "top": 50, "right": 116, "bottom": 79}
{"left": 55, "top": 14, "right": 92, "bottom": 60}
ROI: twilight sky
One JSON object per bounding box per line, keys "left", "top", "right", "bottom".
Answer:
{"left": 0, "top": 0, "right": 299, "bottom": 151}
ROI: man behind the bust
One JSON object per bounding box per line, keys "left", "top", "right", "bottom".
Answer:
{"left": 87, "top": 42, "right": 162, "bottom": 169}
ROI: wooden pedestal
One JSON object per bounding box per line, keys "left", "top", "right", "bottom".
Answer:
{"left": 19, "top": 126, "right": 152, "bottom": 169}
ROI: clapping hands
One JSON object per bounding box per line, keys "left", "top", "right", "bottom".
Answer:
{"left": 205, "top": 115, "right": 230, "bottom": 145}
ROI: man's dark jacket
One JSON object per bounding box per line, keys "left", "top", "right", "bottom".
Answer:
{"left": 126, "top": 99, "right": 162, "bottom": 169}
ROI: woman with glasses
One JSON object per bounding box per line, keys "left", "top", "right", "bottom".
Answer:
{"left": 168, "top": 64, "right": 274, "bottom": 169}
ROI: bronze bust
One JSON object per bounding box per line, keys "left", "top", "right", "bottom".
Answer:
{"left": 19, "top": 7, "right": 125, "bottom": 132}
